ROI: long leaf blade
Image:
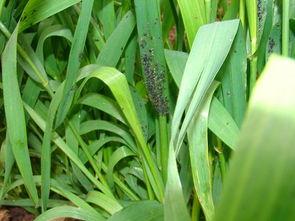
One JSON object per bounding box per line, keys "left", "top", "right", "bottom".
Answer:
{"left": 2, "top": 25, "right": 38, "bottom": 204}
{"left": 56, "top": 0, "right": 94, "bottom": 126}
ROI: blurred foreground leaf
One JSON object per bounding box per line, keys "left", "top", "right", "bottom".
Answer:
{"left": 215, "top": 55, "right": 295, "bottom": 221}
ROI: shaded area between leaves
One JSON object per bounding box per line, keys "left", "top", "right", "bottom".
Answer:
{"left": 0, "top": 207, "right": 80, "bottom": 221}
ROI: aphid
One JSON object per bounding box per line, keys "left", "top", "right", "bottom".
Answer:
{"left": 141, "top": 52, "right": 168, "bottom": 114}
{"left": 257, "top": 0, "right": 266, "bottom": 35}
{"left": 268, "top": 38, "right": 275, "bottom": 53}
{"left": 79, "top": 52, "right": 84, "bottom": 62}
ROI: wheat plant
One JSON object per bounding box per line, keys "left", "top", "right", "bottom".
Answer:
{"left": 0, "top": 0, "right": 294, "bottom": 220}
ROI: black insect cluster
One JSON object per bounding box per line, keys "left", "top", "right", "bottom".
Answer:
{"left": 140, "top": 36, "right": 168, "bottom": 115}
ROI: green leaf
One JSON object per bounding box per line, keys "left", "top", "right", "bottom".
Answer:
{"left": 2, "top": 25, "right": 39, "bottom": 205}
{"left": 40, "top": 83, "right": 64, "bottom": 211}
{"left": 215, "top": 55, "right": 295, "bottom": 221}
{"left": 19, "top": 0, "right": 81, "bottom": 32}
{"left": 108, "top": 201, "right": 163, "bottom": 221}
{"left": 170, "top": 20, "right": 240, "bottom": 153}
{"left": 134, "top": 0, "right": 170, "bottom": 115}
{"left": 36, "top": 25, "right": 73, "bottom": 63}
{"left": 125, "top": 35, "right": 137, "bottom": 84}
{"left": 176, "top": 0, "right": 206, "bottom": 47}
{"left": 209, "top": 98, "right": 240, "bottom": 149}
{"left": 97, "top": 0, "right": 116, "bottom": 39}
{"left": 217, "top": 25, "right": 247, "bottom": 127}
{"left": 77, "top": 66, "right": 164, "bottom": 201}
{"left": 223, "top": 0, "right": 239, "bottom": 20}
{"left": 106, "top": 146, "right": 135, "bottom": 187}
{"left": 17, "top": 35, "right": 51, "bottom": 92}
{"left": 0, "top": 136, "right": 14, "bottom": 199}
{"left": 164, "top": 49, "right": 188, "bottom": 87}
{"left": 79, "top": 93, "right": 127, "bottom": 125}
{"left": 164, "top": 146, "right": 190, "bottom": 221}
{"left": 79, "top": 120, "right": 136, "bottom": 149}
{"left": 187, "top": 82, "right": 219, "bottom": 221}
{"left": 165, "top": 20, "right": 239, "bottom": 221}
{"left": 35, "top": 206, "right": 105, "bottom": 221}
{"left": 86, "top": 191, "right": 123, "bottom": 215}
{"left": 96, "top": 11, "right": 135, "bottom": 67}
{"left": 65, "top": 114, "right": 93, "bottom": 192}
{"left": 246, "top": 0, "right": 258, "bottom": 53}
{"left": 134, "top": 0, "right": 170, "bottom": 181}
{"left": 23, "top": 103, "right": 114, "bottom": 198}
{"left": 165, "top": 49, "right": 240, "bottom": 150}
{"left": 5, "top": 175, "right": 104, "bottom": 218}
{"left": 56, "top": 0, "right": 94, "bottom": 127}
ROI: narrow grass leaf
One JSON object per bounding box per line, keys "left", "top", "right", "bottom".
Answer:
{"left": 169, "top": 20, "right": 239, "bottom": 153}
{"left": 80, "top": 137, "right": 128, "bottom": 164}
{"left": 17, "top": 35, "right": 51, "bottom": 93}
{"left": 217, "top": 25, "right": 247, "bottom": 127}
{"left": 134, "top": 0, "right": 170, "bottom": 115}
{"left": 125, "top": 35, "right": 137, "bottom": 84}
{"left": 0, "top": 136, "right": 14, "bottom": 199}
{"left": 223, "top": 0, "right": 239, "bottom": 20}
{"left": 5, "top": 175, "right": 103, "bottom": 218}
{"left": 56, "top": 0, "right": 94, "bottom": 126}
{"left": 40, "top": 83, "right": 64, "bottom": 211}
{"left": 176, "top": 0, "right": 206, "bottom": 47}
{"left": 165, "top": 20, "right": 239, "bottom": 221}
{"left": 19, "top": 0, "right": 81, "bottom": 32}
{"left": 209, "top": 98, "right": 240, "bottom": 149}
{"left": 77, "top": 66, "right": 164, "bottom": 201}
{"left": 2, "top": 25, "right": 39, "bottom": 205}
{"left": 79, "top": 93, "right": 127, "bottom": 125}
{"left": 86, "top": 191, "right": 123, "bottom": 215}
{"left": 65, "top": 114, "right": 93, "bottom": 192}
{"left": 96, "top": 11, "right": 135, "bottom": 67}
{"left": 79, "top": 120, "right": 136, "bottom": 149}
{"left": 164, "top": 49, "right": 188, "bottom": 87}
{"left": 34, "top": 206, "right": 104, "bottom": 221}
{"left": 165, "top": 49, "right": 240, "bottom": 149}
{"left": 164, "top": 147, "right": 190, "bottom": 221}
{"left": 23, "top": 103, "right": 115, "bottom": 198}
{"left": 246, "top": 0, "right": 258, "bottom": 53}
{"left": 108, "top": 201, "right": 163, "bottom": 221}
{"left": 22, "top": 78, "right": 41, "bottom": 112}
{"left": 36, "top": 25, "right": 73, "bottom": 63}
{"left": 134, "top": 0, "right": 170, "bottom": 180}
{"left": 187, "top": 82, "right": 219, "bottom": 221}
{"left": 257, "top": 0, "right": 274, "bottom": 72}
{"left": 106, "top": 146, "right": 135, "bottom": 187}
{"left": 97, "top": 0, "right": 116, "bottom": 39}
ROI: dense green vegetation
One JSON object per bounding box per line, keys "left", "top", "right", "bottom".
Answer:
{"left": 0, "top": 0, "right": 295, "bottom": 220}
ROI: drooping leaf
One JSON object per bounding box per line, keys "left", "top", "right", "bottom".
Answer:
{"left": 34, "top": 206, "right": 104, "bottom": 221}
{"left": 77, "top": 66, "right": 164, "bottom": 201}
{"left": 19, "top": 0, "right": 81, "bottom": 32}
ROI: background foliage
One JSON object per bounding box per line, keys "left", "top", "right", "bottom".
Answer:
{"left": 0, "top": 0, "right": 294, "bottom": 220}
